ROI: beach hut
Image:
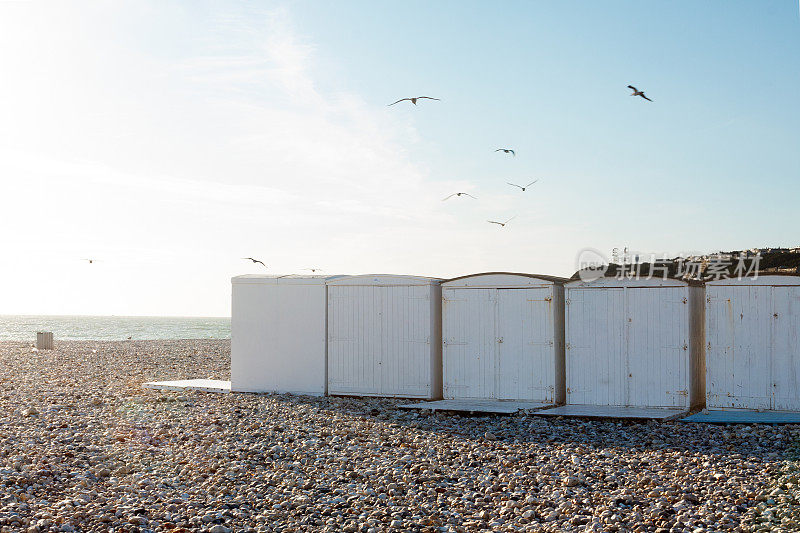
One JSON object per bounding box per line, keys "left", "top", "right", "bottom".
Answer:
{"left": 326, "top": 275, "right": 443, "bottom": 399}
{"left": 440, "top": 273, "right": 567, "bottom": 403}
{"left": 231, "top": 275, "right": 340, "bottom": 395}
{"left": 562, "top": 276, "right": 705, "bottom": 415}
{"left": 705, "top": 275, "right": 800, "bottom": 412}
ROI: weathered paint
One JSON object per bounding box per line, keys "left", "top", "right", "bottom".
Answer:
{"left": 705, "top": 276, "right": 800, "bottom": 411}
{"left": 326, "top": 275, "right": 443, "bottom": 399}
{"left": 565, "top": 278, "right": 704, "bottom": 409}
{"left": 441, "top": 274, "right": 566, "bottom": 403}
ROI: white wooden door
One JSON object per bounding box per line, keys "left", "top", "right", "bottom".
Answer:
{"left": 327, "top": 285, "right": 383, "bottom": 395}
{"left": 706, "top": 286, "right": 772, "bottom": 409}
{"left": 625, "top": 288, "right": 689, "bottom": 408}
{"left": 442, "top": 288, "right": 497, "bottom": 399}
{"left": 497, "top": 288, "right": 554, "bottom": 401}
{"left": 566, "top": 288, "right": 626, "bottom": 406}
{"left": 380, "top": 285, "right": 432, "bottom": 397}
{"left": 771, "top": 286, "right": 800, "bottom": 410}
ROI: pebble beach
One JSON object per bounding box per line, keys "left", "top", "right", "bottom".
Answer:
{"left": 1, "top": 340, "right": 799, "bottom": 532}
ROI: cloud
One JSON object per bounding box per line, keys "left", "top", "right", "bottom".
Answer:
{"left": 0, "top": 3, "right": 579, "bottom": 316}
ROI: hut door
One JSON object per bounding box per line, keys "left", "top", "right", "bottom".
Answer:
{"left": 707, "top": 286, "right": 772, "bottom": 410}
{"left": 442, "top": 288, "right": 497, "bottom": 399}
{"left": 326, "top": 285, "right": 383, "bottom": 395}
{"left": 771, "top": 286, "right": 800, "bottom": 411}
{"left": 625, "top": 288, "right": 689, "bottom": 408}
{"left": 380, "top": 285, "right": 432, "bottom": 398}
{"left": 566, "top": 288, "right": 625, "bottom": 406}
{"left": 496, "top": 288, "right": 554, "bottom": 401}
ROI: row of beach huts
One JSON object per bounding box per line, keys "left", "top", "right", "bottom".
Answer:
{"left": 231, "top": 272, "right": 800, "bottom": 417}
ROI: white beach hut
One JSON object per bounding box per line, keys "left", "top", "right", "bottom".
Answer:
{"left": 561, "top": 276, "right": 705, "bottom": 415}
{"left": 231, "top": 275, "right": 340, "bottom": 395}
{"left": 441, "top": 273, "right": 567, "bottom": 403}
{"left": 705, "top": 275, "right": 800, "bottom": 412}
{"left": 326, "top": 275, "right": 443, "bottom": 399}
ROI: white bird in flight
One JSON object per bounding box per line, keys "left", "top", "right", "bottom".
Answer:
{"left": 442, "top": 192, "right": 478, "bottom": 201}
{"left": 507, "top": 179, "right": 539, "bottom": 191}
{"left": 388, "top": 96, "right": 441, "bottom": 106}
{"left": 242, "top": 257, "right": 267, "bottom": 268}
{"left": 487, "top": 216, "right": 516, "bottom": 227}
{"left": 495, "top": 148, "right": 515, "bottom": 156}
{"left": 627, "top": 85, "right": 652, "bottom": 102}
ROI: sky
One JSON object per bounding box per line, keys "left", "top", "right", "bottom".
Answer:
{"left": 0, "top": 1, "right": 798, "bottom": 317}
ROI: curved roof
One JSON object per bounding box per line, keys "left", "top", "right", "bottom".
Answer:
{"left": 566, "top": 276, "right": 700, "bottom": 288}
{"left": 326, "top": 274, "right": 442, "bottom": 286}
{"left": 706, "top": 273, "right": 800, "bottom": 286}
{"left": 443, "top": 272, "right": 567, "bottom": 288}
{"left": 232, "top": 274, "right": 345, "bottom": 285}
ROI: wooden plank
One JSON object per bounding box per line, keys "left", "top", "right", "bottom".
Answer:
{"left": 142, "top": 379, "right": 231, "bottom": 393}
{"left": 681, "top": 410, "right": 800, "bottom": 424}
{"left": 533, "top": 404, "right": 687, "bottom": 420}
{"left": 399, "top": 399, "right": 552, "bottom": 414}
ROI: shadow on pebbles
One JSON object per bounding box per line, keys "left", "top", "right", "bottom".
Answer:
{"left": 0, "top": 340, "right": 798, "bottom": 532}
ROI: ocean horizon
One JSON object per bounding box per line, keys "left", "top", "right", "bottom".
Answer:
{"left": 0, "top": 314, "right": 231, "bottom": 341}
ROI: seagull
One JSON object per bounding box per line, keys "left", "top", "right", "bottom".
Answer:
{"left": 507, "top": 179, "right": 539, "bottom": 192}
{"left": 242, "top": 257, "right": 267, "bottom": 268}
{"left": 388, "top": 96, "right": 441, "bottom": 106}
{"left": 488, "top": 216, "right": 516, "bottom": 227}
{"left": 495, "top": 148, "right": 515, "bottom": 156}
{"left": 303, "top": 268, "right": 323, "bottom": 273}
{"left": 442, "top": 192, "right": 478, "bottom": 201}
{"left": 627, "top": 85, "right": 652, "bottom": 102}
{"left": 81, "top": 259, "right": 99, "bottom": 264}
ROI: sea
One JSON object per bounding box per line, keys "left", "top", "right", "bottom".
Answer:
{"left": 0, "top": 315, "right": 230, "bottom": 341}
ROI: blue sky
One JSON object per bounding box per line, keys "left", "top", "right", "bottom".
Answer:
{"left": 290, "top": 0, "right": 800, "bottom": 240}
{"left": 0, "top": 1, "right": 797, "bottom": 315}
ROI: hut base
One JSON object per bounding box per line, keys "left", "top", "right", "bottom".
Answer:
{"left": 535, "top": 404, "right": 687, "bottom": 420}
{"left": 399, "top": 399, "right": 553, "bottom": 414}
{"left": 681, "top": 409, "right": 800, "bottom": 424}
{"left": 142, "top": 379, "right": 231, "bottom": 393}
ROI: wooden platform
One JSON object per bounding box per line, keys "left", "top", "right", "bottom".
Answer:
{"left": 681, "top": 410, "right": 800, "bottom": 424}
{"left": 142, "top": 379, "right": 231, "bottom": 393}
{"left": 398, "top": 399, "right": 553, "bottom": 414}
{"left": 534, "top": 404, "right": 687, "bottom": 420}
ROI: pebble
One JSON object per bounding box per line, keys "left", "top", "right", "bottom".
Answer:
{"left": 0, "top": 339, "right": 797, "bottom": 532}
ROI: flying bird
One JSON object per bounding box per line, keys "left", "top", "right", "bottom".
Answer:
{"left": 627, "top": 85, "right": 652, "bottom": 102}
{"left": 507, "top": 179, "right": 539, "bottom": 192}
{"left": 81, "top": 259, "right": 99, "bottom": 264}
{"left": 442, "top": 192, "right": 478, "bottom": 201}
{"left": 388, "top": 96, "right": 440, "bottom": 106}
{"left": 303, "top": 268, "right": 323, "bottom": 273}
{"left": 487, "top": 216, "right": 516, "bottom": 227}
{"left": 242, "top": 257, "right": 267, "bottom": 268}
{"left": 495, "top": 148, "right": 515, "bottom": 156}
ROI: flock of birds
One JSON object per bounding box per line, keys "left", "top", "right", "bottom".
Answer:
{"left": 84, "top": 85, "right": 654, "bottom": 273}
{"left": 394, "top": 84, "right": 653, "bottom": 231}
